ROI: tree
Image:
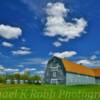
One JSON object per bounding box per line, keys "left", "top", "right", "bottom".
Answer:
{"left": 14, "top": 72, "right": 20, "bottom": 83}
{"left": 0, "top": 76, "right": 5, "bottom": 83}
{"left": 6, "top": 74, "right": 15, "bottom": 84}
{"left": 0, "top": 66, "right": 5, "bottom": 72}
{"left": 0, "top": 66, "right": 5, "bottom": 83}
{"left": 20, "top": 74, "right": 29, "bottom": 83}
{"left": 30, "top": 75, "right": 42, "bottom": 84}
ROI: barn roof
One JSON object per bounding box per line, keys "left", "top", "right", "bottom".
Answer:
{"left": 61, "top": 58, "right": 100, "bottom": 77}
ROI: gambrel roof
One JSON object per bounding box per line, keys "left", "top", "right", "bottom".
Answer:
{"left": 61, "top": 58, "right": 100, "bottom": 77}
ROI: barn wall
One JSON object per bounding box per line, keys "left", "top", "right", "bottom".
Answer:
{"left": 43, "top": 57, "right": 66, "bottom": 84}
{"left": 95, "top": 77, "right": 100, "bottom": 84}
{"left": 44, "top": 57, "right": 100, "bottom": 85}
{"left": 66, "top": 72, "right": 95, "bottom": 85}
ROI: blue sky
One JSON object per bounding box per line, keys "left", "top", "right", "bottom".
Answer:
{"left": 0, "top": 0, "right": 100, "bottom": 74}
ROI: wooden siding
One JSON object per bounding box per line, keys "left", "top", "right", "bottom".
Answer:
{"left": 44, "top": 57, "right": 100, "bottom": 85}
{"left": 43, "top": 57, "right": 66, "bottom": 84}
{"left": 66, "top": 72, "right": 95, "bottom": 85}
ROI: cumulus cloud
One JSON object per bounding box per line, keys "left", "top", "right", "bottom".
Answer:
{"left": 0, "top": 24, "right": 22, "bottom": 39}
{"left": 77, "top": 59, "right": 91, "bottom": 65}
{"left": 21, "top": 58, "right": 48, "bottom": 65}
{"left": 0, "top": 65, "right": 5, "bottom": 70}
{"left": 90, "top": 55, "right": 97, "bottom": 60}
{"left": 2, "top": 41, "right": 13, "bottom": 47}
{"left": 53, "top": 41, "right": 62, "bottom": 47}
{"left": 20, "top": 46, "right": 31, "bottom": 50}
{"left": 41, "top": 60, "right": 48, "bottom": 65}
{"left": 12, "top": 46, "right": 31, "bottom": 56}
{"left": 19, "top": 68, "right": 36, "bottom": 75}
{"left": 12, "top": 49, "right": 31, "bottom": 56}
{"left": 95, "top": 51, "right": 100, "bottom": 55}
{"left": 4, "top": 68, "right": 19, "bottom": 72}
{"left": 35, "top": 70, "right": 44, "bottom": 74}
{"left": 44, "top": 2, "right": 87, "bottom": 42}
{"left": 50, "top": 51, "right": 77, "bottom": 58}
{"left": 18, "top": 64, "right": 24, "bottom": 68}
{"left": 76, "top": 59, "right": 100, "bottom": 68}
{"left": 0, "top": 66, "right": 19, "bottom": 74}
{"left": 24, "top": 68, "right": 36, "bottom": 71}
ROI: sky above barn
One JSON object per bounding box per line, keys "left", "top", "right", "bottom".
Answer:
{"left": 0, "top": 0, "right": 100, "bottom": 75}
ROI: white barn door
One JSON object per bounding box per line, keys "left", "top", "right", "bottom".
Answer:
{"left": 51, "top": 79, "right": 58, "bottom": 84}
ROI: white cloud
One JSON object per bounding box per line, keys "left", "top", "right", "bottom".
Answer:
{"left": 41, "top": 60, "right": 48, "bottom": 65}
{"left": 19, "top": 68, "right": 36, "bottom": 74}
{"left": 2, "top": 41, "right": 13, "bottom": 47}
{"left": 44, "top": 2, "right": 87, "bottom": 42}
{"left": 12, "top": 50, "right": 31, "bottom": 55}
{"left": 50, "top": 51, "right": 77, "bottom": 58}
{"left": 76, "top": 59, "right": 100, "bottom": 68}
{"left": 92, "top": 60, "right": 100, "bottom": 67}
{"left": 12, "top": 46, "right": 31, "bottom": 56}
{"left": 20, "top": 46, "right": 31, "bottom": 50}
{"left": 94, "top": 51, "right": 100, "bottom": 55}
{"left": 77, "top": 59, "right": 91, "bottom": 65}
{"left": 53, "top": 41, "right": 62, "bottom": 47}
{"left": 4, "top": 68, "right": 19, "bottom": 72}
{"left": 0, "top": 65, "right": 5, "bottom": 70}
{"left": 24, "top": 68, "right": 36, "bottom": 71}
{"left": 35, "top": 70, "right": 44, "bottom": 74}
{"left": 90, "top": 55, "right": 97, "bottom": 60}
{"left": 21, "top": 58, "right": 48, "bottom": 65}
{"left": 18, "top": 64, "right": 24, "bottom": 68}
{"left": 0, "top": 24, "right": 22, "bottom": 39}
{"left": 0, "top": 66, "right": 19, "bottom": 74}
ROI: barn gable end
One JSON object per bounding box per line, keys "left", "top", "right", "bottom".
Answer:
{"left": 44, "top": 57, "right": 100, "bottom": 85}
{"left": 43, "top": 57, "right": 66, "bottom": 84}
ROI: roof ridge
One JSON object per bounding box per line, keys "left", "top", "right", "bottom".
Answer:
{"left": 61, "top": 58, "right": 95, "bottom": 76}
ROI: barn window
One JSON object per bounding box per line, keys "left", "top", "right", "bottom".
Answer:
{"left": 50, "top": 63, "right": 60, "bottom": 68}
{"left": 49, "top": 63, "right": 60, "bottom": 71}
{"left": 52, "top": 72, "right": 57, "bottom": 77}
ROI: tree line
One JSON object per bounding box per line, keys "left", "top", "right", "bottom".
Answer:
{"left": 0, "top": 71, "right": 42, "bottom": 84}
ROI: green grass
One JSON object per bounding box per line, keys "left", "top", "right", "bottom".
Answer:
{"left": 0, "top": 84, "right": 100, "bottom": 100}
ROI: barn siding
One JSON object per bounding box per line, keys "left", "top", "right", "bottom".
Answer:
{"left": 95, "top": 77, "right": 100, "bottom": 84}
{"left": 44, "top": 57, "right": 100, "bottom": 85}
{"left": 66, "top": 72, "right": 95, "bottom": 85}
{"left": 43, "top": 57, "right": 66, "bottom": 84}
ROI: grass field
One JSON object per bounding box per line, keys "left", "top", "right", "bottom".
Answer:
{"left": 0, "top": 84, "right": 100, "bottom": 100}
